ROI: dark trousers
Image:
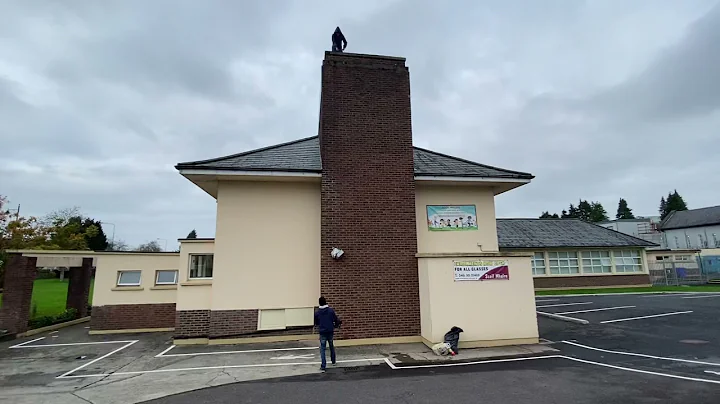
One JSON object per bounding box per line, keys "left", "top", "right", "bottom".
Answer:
{"left": 320, "top": 332, "right": 336, "bottom": 369}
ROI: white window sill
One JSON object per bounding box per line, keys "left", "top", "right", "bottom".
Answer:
{"left": 151, "top": 285, "right": 178, "bottom": 290}
{"left": 112, "top": 286, "right": 144, "bottom": 291}
{"left": 180, "top": 280, "right": 213, "bottom": 286}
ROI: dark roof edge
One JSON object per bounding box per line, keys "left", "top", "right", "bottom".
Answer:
{"left": 175, "top": 136, "right": 319, "bottom": 170}
{"left": 414, "top": 146, "right": 534, "bottom": 179}
{"left": 660, "top": 221, "right": 720, "bottom": 230}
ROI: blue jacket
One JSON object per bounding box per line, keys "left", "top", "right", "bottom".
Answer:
{"left": 314, "top": 306, "right": 340, "bottom": 334}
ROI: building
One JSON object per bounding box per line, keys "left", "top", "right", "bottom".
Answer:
{"left": 0, "top": 52, "right": 657, "bottom": 344}
{"left": 597, "top": 217, "right": 663, "bottom": 247}
{"left": 496, "top": 219, "right": 656, "bottom": 289}
{"left": 659, "top": 206, "right": 720, "bottom": 249}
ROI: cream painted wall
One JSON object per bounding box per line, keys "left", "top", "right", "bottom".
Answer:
{"left": 211, "top": 180, "right": 321, "bottom": 311}
{"left": 419, "top": 256, "right": 538, "bottom": 344}
{"left": 416, "top": 185, "right": 499, "bottom": 254}
{"left": 93, "top": 253, "right": 179, "bottom": 306}
{"left": 176, "top": 240, "right": 215, "bottom": 310}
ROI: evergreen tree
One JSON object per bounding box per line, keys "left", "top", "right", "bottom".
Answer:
{"left": 660, "top": 190, "right": 689, "bottom": 219}
{"left": 616, "top": 198, "right": 635, "bottom": 219}
{"left": 589, "top": 202, "right": 609, "bottom": 222}
{"left": 186, "top": 229, "right": 197, "bottom": 239}
{"left": 577, "top": 200, "right": 593, "bottom": 222}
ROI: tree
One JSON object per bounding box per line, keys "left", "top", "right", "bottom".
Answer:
{"left": 577, "top": 200, "right": 593, "bottom": 222}
{"left": 186, "top": 229, "right": 197, "bottom": 239}
{"left": 660, "top": 190, "right": 689, "bottom": 220}
{"left": 135, "top": 240, "right": 162, "bottom": 252}
{"left": 589, "top": 202, "right": 609, "bottom": 222}
{"left": 539, "top": 211, "right": 559, "bottom": 219}
{"left": 107, "top": 239, "right": 129, "bottom": 251}
{"left": 563, "top": 204, "right": 579, "bottom": 218}
{"left": 616, "top": 198, "right": 635, "bottom": 219}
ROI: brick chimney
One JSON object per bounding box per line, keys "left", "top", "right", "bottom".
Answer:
{"left": 318, "top": 52, "right": 419, "bottom": 339}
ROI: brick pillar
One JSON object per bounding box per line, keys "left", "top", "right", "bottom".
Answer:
{"left": 66, "top": 257, "right": 93, "bottom": 318}
{"left": 319, "top": 52, "right": 420, "bottom": 340}
{"left": 0, "top": 254, "right": 37, "bottom": 335}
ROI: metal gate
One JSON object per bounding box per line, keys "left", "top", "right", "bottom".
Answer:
{"left": 648, "top": 259, "right": 706, "bottom": 286}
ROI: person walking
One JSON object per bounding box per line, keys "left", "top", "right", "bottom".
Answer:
{"left": 314, "top": 296, "right": 341, "bottom": 371}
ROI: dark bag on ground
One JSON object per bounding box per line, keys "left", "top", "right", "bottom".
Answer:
{"left": 443, "top": 326, "right": 464, "bottom": 353}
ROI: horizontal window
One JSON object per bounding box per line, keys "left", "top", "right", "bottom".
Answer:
{"left": 548, "top": 251, "right": 579, "bottom": 274}
{"left": 581, "top": 251, "right": 611, "bottom": 274}
{"left": 532, "top": 252, "right": 546, "bottom": 275}
{"left": 155, "top": 270, "right": 178, "bottom": 285}
{"left": 189, "top": 254, "right": 214, "bottom": 279}
{"left": 117, "top": 270, "right": 141, "bottom": 286}
{"left": 614, "top": 250, "right": 643, "bottom": 273}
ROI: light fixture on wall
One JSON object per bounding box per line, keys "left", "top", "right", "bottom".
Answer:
{"left": 331, "top": 248, "right": 344, "bottom": 259}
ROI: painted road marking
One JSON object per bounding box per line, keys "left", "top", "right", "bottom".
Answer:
{"left": 557, "top": 306, "right": 636, "bottom": 315}
{"left": 57, "top": 358, "right": 387, "bottom": 378}
{"left": 271, "top": 354, "right": 315, "bottom": 360}
{"left": 9, "top": 337, "right": 46, "bottom": 348}
{"left": 58, "top": 341, "right": 138, "bottom": 378}
{"left": 156, "top": 345, "right": 318, "bottom": 358}
{"left": 536, "top": 302, "right": 593, "bottom": 308}
{"left": 640, "top": 293, "right": 697, "bottom": 298}
{"left": 562, "top": 341, "right": 720, "bottom": 367}
{"left": 534, "top": 299, "right": 560, "bottom": 303}
{"left": 705, "top": 370, "right": 720, "bottom": 376}
{"left": 682, "top": 294, "right": 720, "bottom": 299}
{"left": 384, "top": 354, "right": 720, "bottom": 385}
{"left": 600, "top": 311, "right": 693, "bottom": 324}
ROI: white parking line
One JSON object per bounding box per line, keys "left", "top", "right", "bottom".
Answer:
{"left": 536, "top": 302, "right": 593, "bottom": 308}
{"left": 562, "top": 341, "right": 720, "bottom": 366}
{"left": 156, "top": 345, "right": 319, "bottom": 358}
{"left": 600, "top": 311, "right": 693, "bottom": 324}
{"left": 536, "top": 311, "right": 590, "bottom": 325}
{"left": 58, "top": 341, "right": 138, "bottom": 378}
{"left": 535, "top": 299, "right": 560, "bottom": 303}
{"left": 641, "top": 293, "right": 696, "bottom": 298}
{"left": 57, "top": 358, "right": 387, "bottom": 378}
{"left": 705, "top": 370, "right": 720, "bottom": 376}
{"left": 557, "top": 306, "right": 636, "bottom": 315}
{"left": 682, "top": 294, "right": 720, "bottom": 299}
{"left": 384, "top": 354, "right": 720, "bottom": 385}
{"left": 9, "top": 337, "right": 46, "bottom": 348}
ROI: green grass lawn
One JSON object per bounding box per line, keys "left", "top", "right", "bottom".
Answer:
{"left": 0, "top": 278, "right": 95, "bottom": 319}
{"left": 536, "top": 285, "right": 720, "bottom": 296}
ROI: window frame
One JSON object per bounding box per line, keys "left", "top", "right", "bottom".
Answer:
{"left": 581, "top": 251, "right": 612, "bottom": 274}
{"left": 188, "top": 254, "right": 214, "bottom": 280}
{"left": 531, "top": 252, "right": 546, "bottom": 276}
{"left": 155, "top": 269, "right": 179, "bottom": 285}
{"left": 116, "top": 270, "right": 142, "bottom": 287}
{"left": 548, "top": 251, "right": 580, "bottom": 275}
{"left": 613, "top": 250, "right": 643, "bottom": 273}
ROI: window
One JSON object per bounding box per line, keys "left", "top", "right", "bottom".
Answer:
{"left": 581, "top": 251, "right": 612, "bottom": 274}
{"left": 189, "top": 254, "right": 213, "bottom": 279}
{"left": 548, "top": 251, "right": 579, "bottom": 274}
{"left": 613, "top": 250, "right": 643, "bottom": 273}
{"left": 531, "top": 252, "right": 546, "bottom": 275}
{"left": 674, "top": 255, "right": 691, "bottom": 261}
{"left": 116, "top": 270, "right": 141, "bottom": 286}
{"left": 155, "top": 270, "right": 178, "bottom": 285}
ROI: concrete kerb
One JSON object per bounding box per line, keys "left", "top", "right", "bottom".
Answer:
{"left": 18, "top": 317, "right": 90, "bottom": 337}
{"left": 536, "top": 311, "right": 590, "bottom": 325}
{"left": 536, "top": 291, "right": 720, "bottom": 298}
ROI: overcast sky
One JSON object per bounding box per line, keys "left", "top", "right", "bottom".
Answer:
{"left": 2, "top": 0, "right": 719, "bottom": 249}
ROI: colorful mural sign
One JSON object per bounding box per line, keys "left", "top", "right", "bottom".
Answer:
{"left": 453, "top": 260, "right": 510, "bottom": 281}
{"left": 427, "top": 205, "right": 478, "bottom": 231}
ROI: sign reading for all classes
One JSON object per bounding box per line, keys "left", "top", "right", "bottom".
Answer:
{"left": 453, "top": 260, "right": 510, "bottom": 281}
{"left": 427, "top": 205, "right": 478, "bottom": 231}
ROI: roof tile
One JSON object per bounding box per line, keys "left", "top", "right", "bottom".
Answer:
{"left": 497, "top": 219, "right": 658, "bottom": 248}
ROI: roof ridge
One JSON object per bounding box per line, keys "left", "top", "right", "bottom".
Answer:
{"left": 175, "top": 136, "right": 319, "bottom": 168}
{"left": 413, "top": 146, "right": 534, "bottom": 178}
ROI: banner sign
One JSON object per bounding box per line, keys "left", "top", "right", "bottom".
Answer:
{"left": 427, "top": 205, "right": 478, "bottom": 231}
{"left": 454, "top": 260, "right": 509, "bottom": 281}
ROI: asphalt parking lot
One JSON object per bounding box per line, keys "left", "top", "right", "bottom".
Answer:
{"left": 1, "top": 291, "right": 720, "bottom": 403}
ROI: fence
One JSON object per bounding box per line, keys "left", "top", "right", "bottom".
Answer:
{"left": 648, "top": 260, "right": 707, "bottom": 286}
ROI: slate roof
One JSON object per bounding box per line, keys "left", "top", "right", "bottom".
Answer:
{"left": 496, "top": 219, "right": 658, "bottom": 249}
{"left": 175, "top": 136, "right": 533, "bottom": 179}
{"left": 659, "top": 206, "right": 720, "bottom": 230}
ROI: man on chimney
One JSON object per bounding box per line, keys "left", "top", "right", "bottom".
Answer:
{"left": 332, "top": 27, "right": 347, "bottom": 52}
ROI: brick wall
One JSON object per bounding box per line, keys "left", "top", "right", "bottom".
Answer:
{"left": 66, "top": 257, "right": 93, "bottom": 318}
{"left": 319, "top": 52, "right": 420, "bottom": 339}
{"left": 175, "top": 310, "right": 210, "bottom": 338}
{"left": 0, "top": 254, "right": 37, "bottom": 335}
{"left": 209, "top": 310, "right": 257, "bottom": 337}
{"left": 90, "top": 303, "right": 176, "bottom": 331}
{"left": 534, "top": 274, "right": 652, "bottom": 289}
